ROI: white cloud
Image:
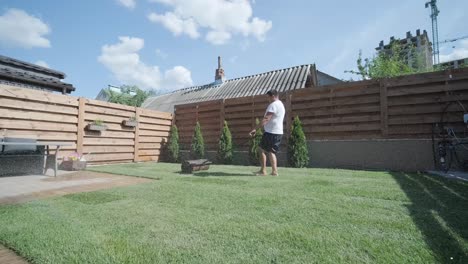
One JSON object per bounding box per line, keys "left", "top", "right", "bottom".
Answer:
{"left": 149, "top": 0, "right": 174, "bottom": 4}
{"left": 147, "top": 0, "right": 272, "bottom": 45}
{"left": 98, "top": 36, "right": 193, "bottom": 91}
{"left": 117, "top": 0, "right": 136, "bottom": 9}
{"left": 148, "top": 12, "right": 199, "bottom": 38}
{"left": 35, "top": 60, "right": 49, "bottom": 68}
{"left": 440, "top": 40, "right": 468, "bottom": 63}
{"left": 206, "top": 31, "right": 231, "bottom": 45}
{"left": 248, "top": 17, "right": 271, "bottom": 41}
{"left": 0, "top": 8, "right": 50, "bottom": 48}
{"left": 163, "top": 66, "right": 193, "bottom": 89}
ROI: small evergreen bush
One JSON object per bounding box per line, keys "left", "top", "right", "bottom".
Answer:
{"left": 191, "top": 121, "right": 205, "bottom": 159}
{"left": 167, "top": 125, "right": 179, "bottom": 162}
{"left": 249, "top": 118, "right": 263, "bottom": 165}
{"left": 217, "top": 120, "right": 233, "bottom": 164}
{"left": 288, "top": 116, "right": 309, "bottom": 168}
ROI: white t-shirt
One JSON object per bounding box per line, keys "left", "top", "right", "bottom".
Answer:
{"left": 264, "top": 100, "right": 285, "bottom": 134}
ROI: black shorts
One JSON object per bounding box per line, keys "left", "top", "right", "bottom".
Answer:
{"left": 259, "top": 132, "right": 282, "bottom": 153}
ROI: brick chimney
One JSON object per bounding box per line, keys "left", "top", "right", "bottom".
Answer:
{"left": 215, "top": 56, "right": 225, "bottom": 83}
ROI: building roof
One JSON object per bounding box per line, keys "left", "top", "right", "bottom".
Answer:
{"left": 0, "top": 55, "right": 75, "bottom": 94}
{"left": 96, "top": 85, "right": 138, "bottom": 102}
{"left": 142, "top": 64, "right": 341, "bottom": 113}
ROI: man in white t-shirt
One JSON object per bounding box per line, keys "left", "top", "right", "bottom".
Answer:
{"left": 249, "top": 90, "right": 285, "bottom": 176}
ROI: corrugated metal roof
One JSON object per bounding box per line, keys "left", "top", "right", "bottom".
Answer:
{"left": 0, "top": 54, "right": 75, "bottom": 94}
{"left": 0, "top": 67, "right": 75, "bottom": 93}
{"left": 0, "top": 55, "right": 66, "bottom": 79}
{"left": 142, "top": 64, "right": 341, "bottom": 113}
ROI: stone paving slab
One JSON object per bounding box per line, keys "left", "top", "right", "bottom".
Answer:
{"left": 0, "top": 245, "right": 28, "bottom": 264}
{"left": 0, "top": 171, "right": 153, "bottom": 204}
{"left": 427, "top": 170, "right": 468, "bottom": 182}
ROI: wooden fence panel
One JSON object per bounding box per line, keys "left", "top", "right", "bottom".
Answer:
{"left": 0, "top": 84, "right": 172, "bottom": 165}
{"left": 173, "top": 68, "right": 468, "bottom": 143}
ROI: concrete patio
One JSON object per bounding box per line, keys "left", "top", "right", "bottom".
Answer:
{"left": 0, "top": 170, "right": 152, "bottom": 204}
{"left": 427, "top": 170, "right": 468, "bottom": 182}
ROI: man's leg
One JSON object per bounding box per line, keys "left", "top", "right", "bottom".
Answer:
{"left": 268, "top": 152, "right": 278, "bottom": 176}
{"left": 257, "top": 147, "right": 267, "bottom": 175}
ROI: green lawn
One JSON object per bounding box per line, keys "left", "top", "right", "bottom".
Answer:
{"left": 0, "top": 163, "right": 467, "bottom": 263}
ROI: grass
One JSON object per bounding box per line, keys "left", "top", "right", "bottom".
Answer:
{"left": 0, "top": 163, "right": 467, "bottom": 263}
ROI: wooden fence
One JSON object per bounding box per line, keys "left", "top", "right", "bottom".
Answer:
{"left": 175, "top": 68, "right": 468, "bottom": 150}
{"left": 0, "top": 84, "right": 172, "bottom": 164}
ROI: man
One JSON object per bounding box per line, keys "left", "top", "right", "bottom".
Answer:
{"left": 249, "top": 90, "right": 285, "bottom": 176}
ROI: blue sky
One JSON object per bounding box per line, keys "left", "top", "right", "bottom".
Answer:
{"left": 0, "top": 0, "right": 467, "bottom": 99}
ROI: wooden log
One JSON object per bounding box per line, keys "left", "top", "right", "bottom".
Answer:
{"left": 181, "top": 159, "right": 212, "bottom": 173}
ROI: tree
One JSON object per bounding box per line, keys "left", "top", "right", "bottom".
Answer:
{"left": 167, "top": 125, "right": 179, "bottom": 163}
{"left": 288, "top": 116, "right": 309, "bottom": 168}
{"left": 346, "top": 42, "right": 428, "bottom": 80}
{"left": 191, "top": 122, "right": 205, "bottom": 159}
{"left": 249, "top": 118, "right": 263, "bottom": 165}
{"left": 106, "top": 85, "right": 151, "bottom": 107}
{"left": 217, "top": 120, "right": 233, "bottom": 164}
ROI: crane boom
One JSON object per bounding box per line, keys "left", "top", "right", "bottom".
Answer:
{"left": 438, "top": 35, "right": 468, "bottom": 44}
{"left": 426, "top": 0, "right": 440, "bottom": 64}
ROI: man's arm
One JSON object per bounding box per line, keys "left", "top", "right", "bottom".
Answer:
{"left": 249, "top": 112, "right": 273, "bottom": 137}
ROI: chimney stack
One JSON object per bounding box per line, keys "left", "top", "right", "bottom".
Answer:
{"left": 215, "top": 56, "right": 225, "bottom": 83}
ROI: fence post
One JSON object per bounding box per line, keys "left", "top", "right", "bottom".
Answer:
{"left": 219, "top": 99, "right": 225, "bottom": 132}
{"left": 172, "top": 107, "right": 176, "bottom": 126}
{"left": 134, "top": 107, "right": 141, "bottom": 162}
{"left": 380, "top": 80, "right": 388, "bottom": 137}
{"left": 285, "top": 91, "right": 293, "bottom": 141}
{"left": 251, "top": 96, "right": 256, "bottom": 129}
{"left": 77, "top": 97, "right": 86, "bottom": 155}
